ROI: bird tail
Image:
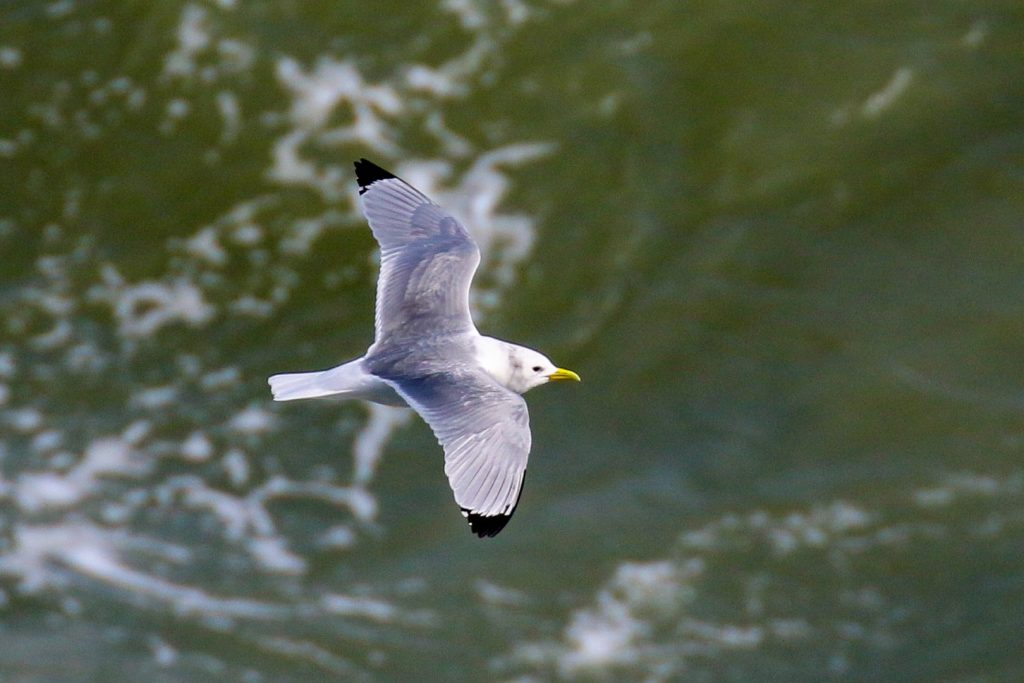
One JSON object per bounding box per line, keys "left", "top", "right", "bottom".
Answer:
{"left": 267, "top": 371, "right": 343, "bottom": 401}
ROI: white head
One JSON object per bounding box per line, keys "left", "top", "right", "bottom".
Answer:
{"left": 475, "top": 337, "right": 581, "bottom": 394}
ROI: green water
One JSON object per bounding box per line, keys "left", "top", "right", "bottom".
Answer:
{"left": 2, "top": 1, "right": 1023, "bottom": 681}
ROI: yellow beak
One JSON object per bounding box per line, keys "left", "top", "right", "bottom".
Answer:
{"left": 548, "top": 367, "right": 581, "bottom": 383}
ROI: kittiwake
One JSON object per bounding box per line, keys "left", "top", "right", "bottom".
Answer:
{"left": 268, "top": 159, "right": 580, "bottom": 537}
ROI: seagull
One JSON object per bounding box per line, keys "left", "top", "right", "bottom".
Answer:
{"left": 268, "top": 159, "right": 580, "bottom": 537}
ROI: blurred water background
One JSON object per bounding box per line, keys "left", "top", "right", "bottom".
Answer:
{"left": 2, "top": 1, "right": 1024, "bottom": 681}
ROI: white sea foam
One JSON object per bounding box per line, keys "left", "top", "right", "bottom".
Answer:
{"left": 222, "top": 448, "right": 249, "bottom": 486}
{"left": 861, "top": 67, "right": 914, "bottom": 118}
{"left": 499, "top": 498, "right": 951, "bottom": 681}
{"left": 228, "top": 295, "right": 275, "bottom": 318}
{"left": 29, "top": 318, "right": 73, "bottom": 351}
{"left": 409, "top": 36, "right": 494, "bottom": 97}
{"left": 231, "top": 222, "right": 263, "bottom": 246}
{"left": 149, "top": 635, "right": 179, "bottom": 667}
{"left": 121, "top": 420, "right": 152, "bottom": 445}
{"left": 0, "top": 350, "right": 15, "bottom": 377}
{"left": 130, "top": 385, "right": 179, "bottom": 410}
{"left": 199, "top": 366, "right": 241, "bottom": 390}
{"left": 0, "top": 514, "right": 420, "bottom": 655}
{"left": 317, "top": 524, "right": 357, "bottom": 550}
{"left": 169, "top": 475, "right": 276, "bottom": 540}
{"left": 7, "top": 407, "right": 45, "bottom": 433}
{"left": 151, "top": 468, "right": 379, "bottom": 579}
{"left": 216, "top": 90, "right": 241, "bottom": 143}
{"left": 14, "top": 473, "right": 85, "bottom": 513}
{"left": 268, "top": 57, "right": 402, "bottom": 198}
{"left": 247, "top": 636, "right": 366, "bottom": 677}
{"left": 475, "top": 579, "right": 531, "bottom": 608}
{"left": 401, "top": 10, "right": 499, "bottom": 101}
{"left": 0, "top": 1, "right": 556, "bottom": 657}
{"left": 31, "top": 430, "right": 63, "bottom": 454}
{"left": 320, "top": 593, "right": 398, "bottom": 622}
{"left": 216, "top": 38, "right": 254, "bottom": 73}
{"left": 443, "top": 0, "right": 488, "bottom": 30}
{"left": 500, "top": 471, "right": 1024, "bottom": 682}
{"left": 277, "top": 214, "right": 339, "bottom": 256}
{"left": 184, "top": 226, "right": 228, "bottom": 265}
{"left": 45, "top": 0, "right": 74, "bottom": 19}
{"left": 162, "top": 4, "right": 212, "bottom": 80}
{"left": 89, "top": 267, "right": 216, "bottom": 340}
{"left": 913, "top": 470, "right": 1023, "bottom": 508}
{"left": 278, "top": 58, "right": 401, "bottom": 131}
{"left": 351, "top": 404, "right": 413, "bottom": 486}
{"left": 14, "top": 436, "right": 143, "bottom": 513}
{"left": 961, "top": 20, "right": 989, "bottom": 48}
{"left": 228, "top": 405, "right": 278, "bottom": 435}
{"left": 555, "top": 560, "right": 697, "bottom": 676}
{"left": 64, "top": 341, "right": 107, "bottom": 374}
{"left": 257, "top": 476, "right": 378, "bottom": 524}
{"left": 0, "top": 46, "right": 22, "bottom": 69}
{"left": 0, "top": 520, "right": 290, "bottom": 618}
{"left": 246, "top": 536, "right": 306, "bottom": 575}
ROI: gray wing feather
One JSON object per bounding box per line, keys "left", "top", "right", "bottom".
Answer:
{"left": 359, "top": 176, "right": 480, "bottom": 341}
{"left": 382, "top": 368, "right": 530, "bottom": 520}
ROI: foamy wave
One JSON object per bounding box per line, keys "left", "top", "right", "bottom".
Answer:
{"left": 0, "top": 1, "right": 556, "bottom": 667}
{"left": 497, "top": 481, "right": 1024, "bottom": 681}
{"left": 268, "top": 57, "right": 402, "bottom": 198}
{"left": 0, "top": 518, "right": 426, "bottom": 635}
{"left": 162, "top": 2, "right": 254, "bottom": 83}
{"left": 16, "top": 438, "right": 142, "bottom": 513}
{"left": 88, "top": 265, "right": 215, "bottom": 340}
{"left": 0, "top": 511, "right": 432, "bottom": 679}
{"left": 913, "top": 470, "right": 1024, "bottom": 509}
{"left": 351, "top": 403, "right": 414, "bottom": 486}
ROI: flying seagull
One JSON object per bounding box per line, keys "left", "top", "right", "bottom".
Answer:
{"left": 268, "top": 159, "right": 580, "bottom": 537}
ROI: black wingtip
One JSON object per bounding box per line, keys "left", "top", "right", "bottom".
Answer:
{"left": 461, "top": 474, "right": 525, "bottom": 538}
{"left": 464, "top": 510, "right": 514, "bottom": 538}
{"left": 354, "top": 158, "right": 396, "bottom": 195}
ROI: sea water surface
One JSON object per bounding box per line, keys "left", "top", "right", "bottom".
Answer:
{"left": 1, "top": 1, "right": 1023, "bottom": 681}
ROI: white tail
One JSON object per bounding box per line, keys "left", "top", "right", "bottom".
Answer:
{"left": 268, "top": 359, "right": 405, "bottom": 405}
{"left": 268, "top": 371, "right": 342, "bottom": 401}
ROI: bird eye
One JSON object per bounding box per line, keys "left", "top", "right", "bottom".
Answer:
{"left": 532, "top": 366, "right": 542, "bottom": 372}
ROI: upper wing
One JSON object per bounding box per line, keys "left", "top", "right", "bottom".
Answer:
{"left": 383, "top": 367, "right": 531, "bottom": 538}
{"left": 355, "top": 159, "right": 480, "bottom": 342}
